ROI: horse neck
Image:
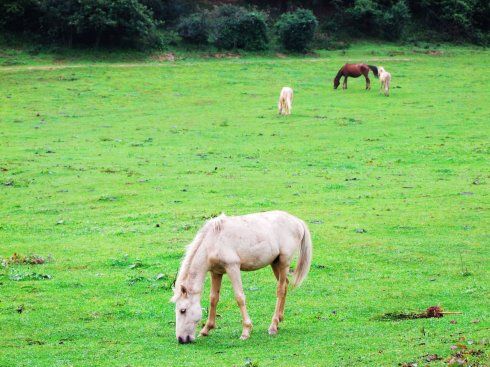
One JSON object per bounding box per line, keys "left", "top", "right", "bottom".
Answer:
{"left": 334, "top": 67, "right": 344, "bottom": 83}
{"left": 181, "top": 244, "right": 208, "bottom": 295}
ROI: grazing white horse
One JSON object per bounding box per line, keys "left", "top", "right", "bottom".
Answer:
{"left": 378, "top": 66, "right": 391, "bottom": 96}
{"left": 171, "top": 210, "right": 312, "bottom": 343}
{"left": 278, "top": 87, "right": 293, "bottom": 115}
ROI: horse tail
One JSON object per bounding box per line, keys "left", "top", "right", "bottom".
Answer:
{"left": 368, "top": 65, "right": 379, "bottom": 78}
{"left": 292, "top": 220, "right": 312, "bottom": 287}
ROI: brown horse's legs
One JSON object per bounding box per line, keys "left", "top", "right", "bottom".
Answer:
{"left": 365, "top": 75, "right": 371, "bottom": 90}
{"left": 343, "top": 76, "right": 348, "bottom": 90}
{"left": 226, "top": 265, "right": 253, "bottom": 340}
{"left": 268, "top": 262, "right": 289, "bottom": 335}
{"left": 200, "top": 272, "right": 223, "bottom": 336}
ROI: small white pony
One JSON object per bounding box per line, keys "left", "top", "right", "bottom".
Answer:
{"left": 278, "top": 87, "right": 293, "bottom": 115}
{"left": 171, "top": 210, "right": 312, "bottom": 343}
{"left": 378, "top": 66, "right": 391, "bottom": 96}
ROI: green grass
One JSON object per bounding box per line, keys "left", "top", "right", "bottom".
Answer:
{"left": 0, "top": 43, "right": 489, "bottom": 367}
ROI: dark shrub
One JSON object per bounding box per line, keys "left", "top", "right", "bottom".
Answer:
{"left": 0, "top": 0, "right": 42, "bottom": 32}
{"left": 345, "top": 0, "right": 381, "bottom": 36}
{"left": 210, "top": 5, "right": 268, "bottom": 50}
{"left": 275, "top": 8, "right": 318, "bottom": 52}
{"left": 381, "top": 0, "right": 411, "bottom": 40}
{"left": 68, "top": 0, "right": 161, "bottom": 48}
{"left": 177, "top": 13, "right": 209, "bottom": 44}
{"left": 140, "top": 0, "right": 194, "bottom": 25}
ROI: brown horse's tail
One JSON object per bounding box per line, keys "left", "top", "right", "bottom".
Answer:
{"left": 368, "top": 65, "right": 379, "bottom": 78}
{"left": 292, "top": 220, "right": 312, "bottom": 287}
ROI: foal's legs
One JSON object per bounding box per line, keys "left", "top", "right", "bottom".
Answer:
{"left": 200, "top": 272, "right": 223, "bottom": 336}
{"left": 268, "top": 262, "right": 289, "bottom": 335}
{"left": 226, "top": 265, "right": 253, "bottom": 340}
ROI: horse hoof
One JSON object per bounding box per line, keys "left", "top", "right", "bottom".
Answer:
{"left": 240, "top": 334, "right": 250, "bottom": 340}
{"left": 268, "top": 326, "right": 278, "bottom": 335}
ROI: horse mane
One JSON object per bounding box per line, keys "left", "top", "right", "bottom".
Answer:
{"left": 173, "top": 214, "right": 225, "bottom": 297}
{"left": 367, "top": 65, "right": 379, "bottom": 78}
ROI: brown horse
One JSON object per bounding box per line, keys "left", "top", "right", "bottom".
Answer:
{"left": 333, "top": 64, "right": 378, "bottom": 90}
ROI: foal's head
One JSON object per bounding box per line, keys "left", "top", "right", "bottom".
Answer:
{"left": 171, "top": 285, "right": 202, "bottom": 344}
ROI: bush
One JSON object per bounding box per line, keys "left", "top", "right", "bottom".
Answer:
{"left": 1, "top": 0, "right": 162, "bottom": 48}
{"left": 177, "top": 12, "right": 209, "bottom": 44}
{"left": 345, "top": 0, "right": 381, "bottom": 36}
{"left": 140, "top": 0, "right": 194, "bottom": 25}
{"left": 210, "top": 5, "right": 268, "bottom": 50}
{"left": 381, "top": 0, "right": 411, "bottom": 40}
{"left": 0, "top": 0, "right": 41, "bottom": 32}
{"left": 275, "top": 8, "right": 318, "bottom": 52}
{"left": 68, "top": 0, "right": 161, "bottom": 48}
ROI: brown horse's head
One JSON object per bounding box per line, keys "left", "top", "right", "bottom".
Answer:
{"left": 171, "top": 284, "right": 202, "bottom": 344}
{"left": 333, "top": 67, "right": 344, "bottom": 89}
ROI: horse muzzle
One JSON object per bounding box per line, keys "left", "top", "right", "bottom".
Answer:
{"left": 178, "top": 335, "right": 194, "bottom": 344}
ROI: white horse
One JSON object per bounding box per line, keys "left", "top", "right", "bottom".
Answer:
{"left": 378, "top": 66, "right": 391, "bottom": 96}
{"left": 171, "top": 210, "right": 312, "bottom": 343}
{"left": 278, "top": 87, "right": 293, "bottom": 115}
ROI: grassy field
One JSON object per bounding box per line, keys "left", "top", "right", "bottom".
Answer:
{"left": 0, "top": 43, "right": 489, "bottom": 367}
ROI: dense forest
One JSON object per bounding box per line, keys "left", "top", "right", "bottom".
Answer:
{"left": 1, "top": 0, "right": 488, "bottom": 51}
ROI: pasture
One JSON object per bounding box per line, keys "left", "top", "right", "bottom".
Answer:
{"left": 0, "top": 44, "right": 489, "bottom": 366}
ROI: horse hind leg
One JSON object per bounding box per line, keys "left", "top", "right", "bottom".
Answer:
{"left": 286, "top": 99, "right": 292, "bottom": 115}
{"left": 269, "top": 261, "right": 289, "bottom": 335}
{"left": 365, "top": 75, "right": 371, "bottom": 90}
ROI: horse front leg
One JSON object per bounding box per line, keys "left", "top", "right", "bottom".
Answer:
{"left": 226, "top": 265, "right": 253, "bottom": 340}
{"left": 269, "top": 263, "right": 289, "bottom": 335}
{"left": 200, "top": 272, "right": 223, "bottom": 336}
{"left": 342, "top": 76, "right": 348, "bottom": 90}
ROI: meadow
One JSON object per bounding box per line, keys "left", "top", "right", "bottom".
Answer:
{"left": 0, "top": 44, "right": 489, "bottom": 366}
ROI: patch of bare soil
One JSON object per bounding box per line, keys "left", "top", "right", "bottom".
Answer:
{"left": 413, "top": 49, "right": 444, "bottom": 56}
{"left": 379, "top": 306, "right": 461, "bottom": 320}
{"left": 212, "top": 52, "right": 240, "bottom": 59}
{"left": 151, "top": 52, "right": 175, "bottom": 62}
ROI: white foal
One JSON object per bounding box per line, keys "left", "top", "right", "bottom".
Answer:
{"left": 278, "top": 87, "right": 293, "bottom": 115}
{"left": 171, "top": 210, "right": 312, "bottom": 343}
{"left": 378, "top": 66, "right": 391, "bottom": 96}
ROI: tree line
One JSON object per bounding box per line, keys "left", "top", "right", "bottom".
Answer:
{"left": 0, "top": 0, "right": 488, "bottom": 51}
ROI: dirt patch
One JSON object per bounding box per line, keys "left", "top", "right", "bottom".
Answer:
{"left": 413, "top": 49, "right": 444, "bottom": 56}
{"left": 212, "top": 52, "right": 240, "bottom": 59}
{"left": 1, "top": 253, "right": 51, "bottom": 266}
{"left": 379, "top": 306, "right": 460, "bottom": 320}
{"left": 151, "top": 52, "right": 175, "bottom": 62}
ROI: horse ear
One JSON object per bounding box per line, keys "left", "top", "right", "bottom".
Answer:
{"left": 181, "top": 285, "right": 187, "bottom": 296}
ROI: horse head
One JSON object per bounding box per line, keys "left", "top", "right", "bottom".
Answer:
{"left": 171, "top": 284, "right": 202, "bottom": 344}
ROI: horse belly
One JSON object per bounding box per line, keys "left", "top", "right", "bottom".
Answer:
{"left": 238, "top": 241, "right": 280, "bottom": 271}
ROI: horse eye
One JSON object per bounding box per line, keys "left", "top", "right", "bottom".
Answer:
{"left": 180, "top": 309, "right": 186, "bottom": 314}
